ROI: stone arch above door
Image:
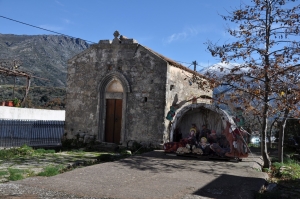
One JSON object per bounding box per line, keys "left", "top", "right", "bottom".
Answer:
{"left": 98, "top": 71, "right": 131, "bottom": 144}
{"left": 170, "top": 103, "right": 236, "bottom": 141}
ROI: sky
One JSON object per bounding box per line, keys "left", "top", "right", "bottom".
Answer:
{"left": 0, "top": 0, "right": 250, "bottom": 71}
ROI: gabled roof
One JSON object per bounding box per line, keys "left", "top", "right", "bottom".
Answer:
{"left": 140, "top": 44, "right": 207, "bottom": 79}
{"left": 68, "top": 39, "right": 209, "bottom": 81}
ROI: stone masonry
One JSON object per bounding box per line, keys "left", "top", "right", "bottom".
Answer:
{"left": 65, "top": 31, "right": 212, "bottom": 147}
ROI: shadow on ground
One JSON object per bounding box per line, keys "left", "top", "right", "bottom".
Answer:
{"left": 193, "top": 174, "right": 264, "bottom": 199}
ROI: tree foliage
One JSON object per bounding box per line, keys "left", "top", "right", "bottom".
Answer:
{"left": 204, "top": 0, "right": 300, "bottom": 168}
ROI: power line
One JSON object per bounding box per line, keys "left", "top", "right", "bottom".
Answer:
{"left": 0, "top": 15, "right": 96, "bottom": 44}
{"left": 1, "top": 15, "right": 213, "bottom": 69}
{"left": 174, "top": 60, "right": 206, "bottom": 67}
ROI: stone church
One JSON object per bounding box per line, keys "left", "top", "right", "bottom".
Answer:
{"left": 64, "top": 31, "right": 213, "bottom": 147}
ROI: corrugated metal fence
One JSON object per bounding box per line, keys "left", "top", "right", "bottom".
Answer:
{"left": 0, "top": 119, "right": 64, "bottom": 147}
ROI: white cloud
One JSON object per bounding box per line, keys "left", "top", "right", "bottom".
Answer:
{"left": 55, "top": 0, "right": 64, "bottom": 6}
{"left": 63, "top": 19, "right": 72, "bottom": 24}
{"left": 39, "top": 24, "right": 63, "bottom": 32}
{"left": 164, "top": 26, "right": 211, "bottom": 44}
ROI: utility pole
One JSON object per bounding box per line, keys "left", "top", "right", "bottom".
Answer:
{"left": 12, "top": 60, "right": 21, "bottom": 99}
{"left": 192, "top": 61, "right": 197, "bottom": 71}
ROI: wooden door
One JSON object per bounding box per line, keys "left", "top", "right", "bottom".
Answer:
{"left": 105, "top": 99, "right": 122, "bottom": 144}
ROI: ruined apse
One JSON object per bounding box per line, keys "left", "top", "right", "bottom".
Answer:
{"left": 65, "top": 31, "right": 212, "bottom": 147}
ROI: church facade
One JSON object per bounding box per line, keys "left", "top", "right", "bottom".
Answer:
{"left": 64, "top": 31, "right": 212, "bottom": 147}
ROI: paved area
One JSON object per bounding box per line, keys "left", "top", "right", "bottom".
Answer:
{"left": 1, "top": 150, "right": 268, "bottom": 199}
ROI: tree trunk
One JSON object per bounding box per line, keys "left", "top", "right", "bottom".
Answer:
{"left": 21, "top": 77, "right": 31, "bottom": 107}
{"left": 268, "top": 119, "right": 277, "bottom": 149}
{"left": 261, "top": 1, "right": 272, "bottom": 169}
{"left": 267, "top": 133, "right": 271, "bottom": 149}
{"left": 278, "top": 109, "right": 289, "bottom": 163}
{"left": 261, "top": 115, "right": 271, "bottom": 168}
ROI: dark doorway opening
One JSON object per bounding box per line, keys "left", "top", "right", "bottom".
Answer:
{"left": 105, "top": 99, "right": 122, "bottom": 144}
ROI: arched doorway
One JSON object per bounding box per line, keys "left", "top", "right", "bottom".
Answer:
{"left": 98, "top": 72, "right": 131, "bottom": 144}
{"left": 105, "top": 79, "right": 123, "bottom": 144}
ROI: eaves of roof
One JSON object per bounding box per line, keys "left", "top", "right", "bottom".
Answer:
{"left": 68, "top": 42, "right": 210, "bottom": 82}
{"left": 140, "top": 44, "right": 207, "bottom": 80}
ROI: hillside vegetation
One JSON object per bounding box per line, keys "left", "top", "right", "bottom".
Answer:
{"left": 0, "top": 34, "right": 90, "bottom": 87}
{"left": 0, "top": 34, "right": 90, "bottom": 109}
{"left": 0, "top": 85, "right": 66, "bottom": 110}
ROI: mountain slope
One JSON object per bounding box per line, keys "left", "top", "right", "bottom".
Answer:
{"left": 0, "top": 34, "right": 90, "bottom": 87}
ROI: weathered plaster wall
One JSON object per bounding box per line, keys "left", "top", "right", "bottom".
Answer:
{"left": 65, "top": 40, "right": 168, "bottom": 146}
{"left": 164, "top": 65, "right": 213, "bottom": 141}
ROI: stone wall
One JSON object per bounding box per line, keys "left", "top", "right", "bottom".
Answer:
{"left": 125, "top": 45, "right": 167, "bottom": 145}
{"left": 65, "top": 40, "right": 168, "bottom": 146}
{"left": 164, "top": 65, "right": 213, "bottom": 141}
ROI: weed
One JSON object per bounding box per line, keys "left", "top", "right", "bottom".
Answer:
{"left": 38, "top": 165, "right": 64, "bottom": 177}
{"left": 0, "top": 145, "right": 34, "bottom": 159}
{"left": 25, "top": 169, "right": 36, "bottom": 177}
{"left": 0, "top": 170, "right": 8, "bottom": 177}
{"left": 8, "top": 168, "right": 24, "bottom": 181}
{"left": 35, "top": 148, "right": 55, "bottom": 154}
{"left": 262, "top": 168, "right": 270, "bottom": 172}
{"left": 271, "top": 157, "right": 300, "bottom": 180}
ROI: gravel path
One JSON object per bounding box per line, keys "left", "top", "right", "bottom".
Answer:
{"left": 0, "top": 150, "right": 267, "bottom": 199}
{"left": 0, "top": 183, "right": 100, "bottom": 199}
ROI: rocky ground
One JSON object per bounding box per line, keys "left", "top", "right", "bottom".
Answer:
{"left": 0, "top": 150, "right": 106, "bottom": 183}
{"left": 0, "top": 183, "right": 99, "bottom": 199}
{"left": 0, "top": 148, "right": 299, "bottom": 199}
{"left": 0, "top": 150, "right": 120, "bottom": 199}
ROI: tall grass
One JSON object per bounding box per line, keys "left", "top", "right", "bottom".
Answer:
{"left": 272, "top": 157, "right": 300, "bottom": 180}
{"left": 7, "top": 168, "right": 24, "bottom": 181}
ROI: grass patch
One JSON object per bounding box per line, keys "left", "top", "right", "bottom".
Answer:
{"left": 0, "top": 146, "right": 134, "bottom": 182}
{"left": 0, "top": 170, "right": 8, "bottom": 177}
{"left": 8, "top": 168, "right": 24, "bottom": 181}
{"left": 259, "top": 153, "right": 300, "bottom": 198}
{"left": 0, "top": 145, "right": 34, "bottom": 159}
{"left": 0, "top": 145, "right": 60, "bottom": 160}
{"left": 271, "top": 158, "right": 300, "bottom": 180}
{"left": 35, "top": 148, "right": 56, "bottom": 154}
{"left": 248, "top": 143, "right": 260, "bottom": 148}
{"left": 38, "top": 165, "right": 64, "bottom": 177}
{"left": 25, "top": 169, "right": 36, "bottom": 177}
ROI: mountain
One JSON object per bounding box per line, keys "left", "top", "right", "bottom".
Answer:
{"left": 0, "top": 34, "right": 90, "bottom": 87}
{"left": 199, "top": 62, "right": 242, "bottom": 77}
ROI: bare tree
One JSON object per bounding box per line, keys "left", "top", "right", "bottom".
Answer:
{"left": 205, "top": 0, "right": 300, "bottom": 168}
{"left": 274, "top": 75, "right": 300, "bottom": 162}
